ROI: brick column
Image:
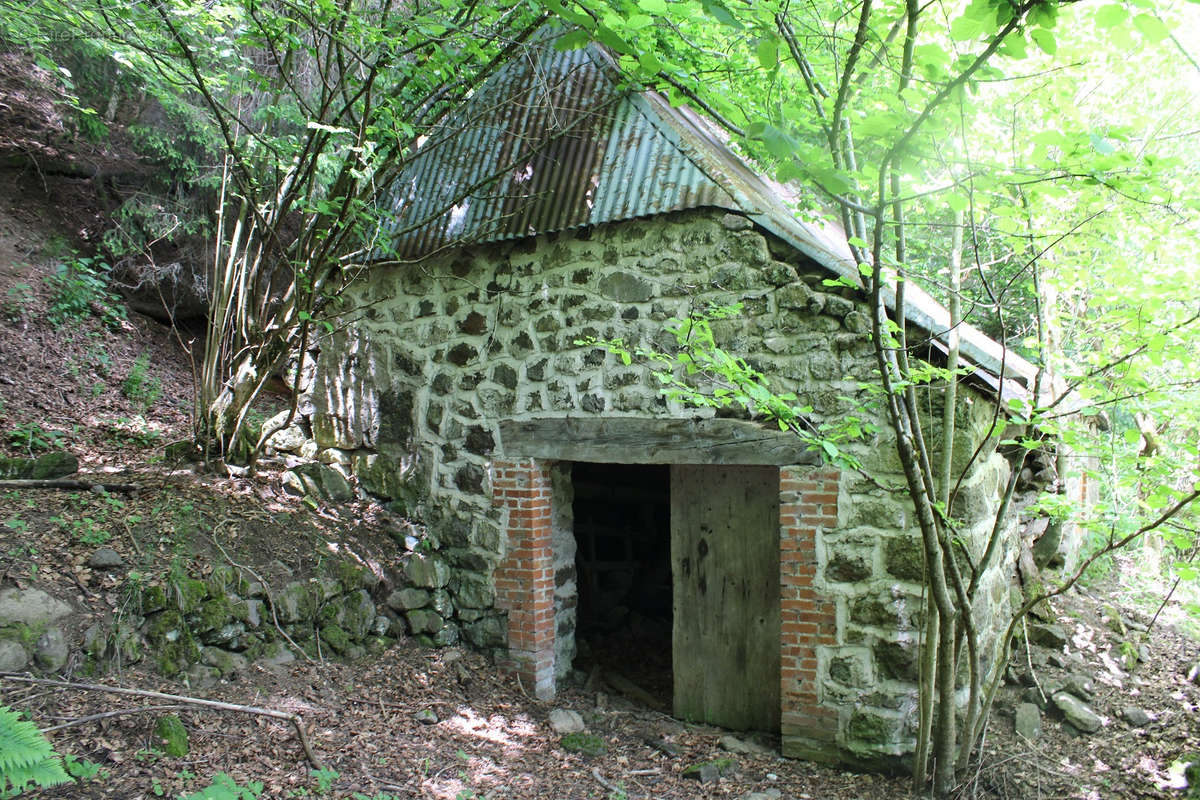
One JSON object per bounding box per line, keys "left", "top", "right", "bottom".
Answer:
{"left": 492, "top": 458, "right": 556, "bottom": 699}
{"left": 779, "top": 466, "right": 840, "bottom": 760}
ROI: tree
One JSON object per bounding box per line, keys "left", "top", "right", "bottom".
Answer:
{"left": 4, "top": 0, "right": 548, "bottom": 462}
{"left": 538, "top": 0, "right": 1200, "bottom": 793}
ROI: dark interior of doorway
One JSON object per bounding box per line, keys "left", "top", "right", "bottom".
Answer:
{"left": 571, "top": 462, "right": 672, "bottom": 708}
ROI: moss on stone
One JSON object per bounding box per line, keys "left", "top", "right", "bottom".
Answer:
{"left": 155, "top": 633, "right": 201, "bottom": 677}
{"left": 192, "top": 597, "right": 232, "bottom": 634}
{"left": 847, "top": 709, "right": 901, "bottom": 746}
{"left": 872, "top": 639, "right": 918, "bottom": 682}
{"left": 168, "top": 577, "right": 208, "bottom": 614}
{"left": 319, "top": 624, "right": 351, "bottom": 654}
{"left": 140, "top": 584, "right": 168, "bottom": 614}
{"left": 154, "top": 714, "right": 189, "bottom": 757}
{"left": 338, "top": 590, "right": 376, "bottom": 639}
{"left": 144, "top": 610, "right": 185, "bottom": 644}
{"left": 560, "top": 733, "right": 608, "bottom": 756}
{"left": 332, "top": 559, "right": 370, "bottom": 590}
{"left": 884, "top": 536, "right": 925, "bottom": 582}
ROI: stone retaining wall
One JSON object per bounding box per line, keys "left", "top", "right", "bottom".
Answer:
{"left": 303, "top": 207, "right": 1022, "bottom": 763}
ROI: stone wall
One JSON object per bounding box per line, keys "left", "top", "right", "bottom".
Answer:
{"left": 305, "top": 207, "right": 1022, "bottom": 764}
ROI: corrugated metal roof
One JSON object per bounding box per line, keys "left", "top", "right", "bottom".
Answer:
{"left": 379, "top": 36, "right": 735, "bottom": 259}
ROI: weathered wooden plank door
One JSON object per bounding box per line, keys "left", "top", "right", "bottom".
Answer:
{"left": 671, "top": 465, "right": 780, "bottom": 732}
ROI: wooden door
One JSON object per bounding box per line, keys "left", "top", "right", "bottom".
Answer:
{"left": 671, "top": 465, "right": 781, "bottom": 732}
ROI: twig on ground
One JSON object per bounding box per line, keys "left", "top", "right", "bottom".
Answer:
{"left": 40, "top": 703, "right": 189, "bottom": 733}
{"left": 121, "top": 518, "right": 143, "bottom": 557}
{"left": 0, "top": 674, "right": 324, "bottom": 769}
{"left": 592, "top": 767, "right": 639, "bottom": 800}
{"left": 65, "top": 569, "right": 96, "bottom": 599}
{"left": 0, "top": 479, "right": 138, "bottom": 493}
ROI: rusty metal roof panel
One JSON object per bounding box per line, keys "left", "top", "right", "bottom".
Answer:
{"left": 380, "top": 40, "right": 737, "bottom": 259}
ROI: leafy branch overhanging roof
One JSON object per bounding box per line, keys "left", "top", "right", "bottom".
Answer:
{"left": 379, "top": 30, "right": 1039, "bottom": 400}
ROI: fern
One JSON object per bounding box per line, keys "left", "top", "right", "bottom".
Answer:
{"left": 0, "top": 705, "right": 71, "bottom": 796}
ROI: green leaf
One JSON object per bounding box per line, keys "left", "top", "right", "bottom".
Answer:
{"left": 638, "top": 50, "right": 663, "bottom": 73}
{"left": 1030, "top": 29, "right": 1057, "bottom": 55}
{"left": 1133, "top": 13, "right": 1170, "bottom": 42}
{"left": 1089, "top": 133, "right": 1116, "bottom": 154}
{"left": 1030, "top": 3, "right": 1058, "bottom": 28}
{"left": 946, "top": 193, "right": 969, "bottom": 212}
{"left": 594, "top": 25, "right": 631, "bottom": 54}
{"left": 553, "top": 28, "right": 592, "bottom": 51}
{"left": 640, "top": 0, "right": 669, "bottom": 12}
{"left": 701, "top": 0, "right": 744, "bottom": 27}
{"left": 1095, "top": 4, "right": 1129, "bottom": 28}
{"left": 999, "top": 35, "right": 1028, "bottom": 59}
{"left": 808, "top": 165, "right": 855, "bottom": 195}
{"left": 756, "top": 37, "right": 779, "bottom": 69}
{"left": 949, "top": 15, "right": 984, "bottom": 41}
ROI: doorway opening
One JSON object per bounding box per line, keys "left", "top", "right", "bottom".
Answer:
{"left": 571, "top": 462, "right": 672, "bottom": 707}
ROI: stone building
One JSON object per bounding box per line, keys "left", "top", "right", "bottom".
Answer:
{"left": 300, "top": 34, "right": 1044, "bottom": 765}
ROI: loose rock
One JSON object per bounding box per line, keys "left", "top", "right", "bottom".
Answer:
{"left": 548, "top": 708, "right": 585, "bottom": 735}
{"left": 87, "top": 547, "right": 125, "bottom": 570}
{"left": 1052, "top": 691, "right": 1103, "bottom": 733}
{"left": 1122, "top": 706, "right": 1152, "bottom": 727}
{"left": 1028, "top": 623, "right": 1069, "bottom": 650}
{"left": 1015, "top": 702, "right": 1042, "bottom": 740}
{"left": 683, "top": 758, "right": 734, "bottom": 783}
{"left": 720, "top": 734, "right": 773, "bottom": 756}
{"left": 414, "top": 708, "right": 439, "bottom": 725}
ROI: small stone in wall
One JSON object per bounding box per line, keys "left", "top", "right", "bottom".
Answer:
{"left": 454, "top": 464, "right": 485, "bottom": 494}
{"left": 282, "top": 463, "right": 353, "bottom": 503}
{"left": 406, "top": 555, "right": 450, "bottom": 589}
{"left": 33, "top": 627, "right": 68, "bottom": 672}
{"left": 387, "top": 588, "right": 431, "bottom": 611}
{"left": 720, "top": 213, "right": 753, "bottom": 231}
{"left": 406, "top": 609, "right": 444, "bottom": 635}
{"left": 0, "top": 587, "right": 72, "bottom": 628}
{"left": 263, "top": 410, "right": 307, "bottom": 452}
{"left": 0, "top": 639, "right": 28, "bottom": 671}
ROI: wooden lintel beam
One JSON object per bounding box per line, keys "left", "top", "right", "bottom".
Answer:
{"left": 497, "top": 417, "right": 822, "bottom": 467}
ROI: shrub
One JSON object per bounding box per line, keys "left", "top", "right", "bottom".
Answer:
{"left": 45, "top": 256, "right": 126, "bottom": 329}
{"left": 122, "top": 354, "right": 162, "bottom": 410}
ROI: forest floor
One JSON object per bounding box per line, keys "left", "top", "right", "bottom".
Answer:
{"left": 0, "top": 51, "right": 1199, "bottom": 800}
